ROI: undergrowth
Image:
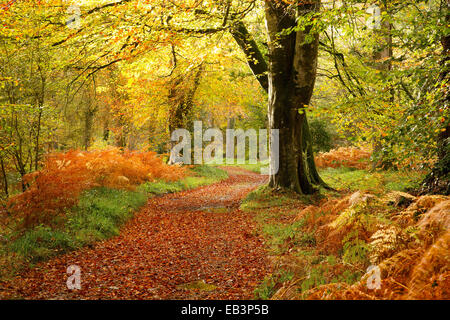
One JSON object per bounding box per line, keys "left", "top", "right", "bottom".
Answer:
{"left": 7, "top": 149, "right": 185, "bottom": 229}
{"left": 142, "top": 165, "right": 228, "bottom": 194}
{"left": 8, "top": 188, "right": 147, "bottom": 264}
{"left": 319, "top": 167, "right": 423, "bottom": 194}
{"left": 244, "top": 161, "right": 446, "bottom": 300}
{"left": 208, "top": 159, "right": 270, "bottom": 174}
{"left": 0, "top": 165, "right": 227, "bottom": 279}
{"left": 254, "top": 269, "right": 294, "bottom": 300}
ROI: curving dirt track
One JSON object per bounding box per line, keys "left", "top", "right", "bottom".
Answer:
{"left": 0, "top": 167, "right": 270, "bottom": 300}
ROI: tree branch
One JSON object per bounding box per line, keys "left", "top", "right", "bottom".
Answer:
{"left": 230, "top": 21, "right": 268, "bottom": 93}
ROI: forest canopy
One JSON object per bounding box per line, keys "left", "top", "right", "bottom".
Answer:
{"left": 0, "top": 0, "right": 448, "bottom": 196}
{"left": 0, "top": 0, "right": 449, "bottom": 302}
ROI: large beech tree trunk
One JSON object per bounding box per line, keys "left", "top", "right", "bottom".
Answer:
{"left": 231, "top": 0, "right": 324, "bottom": 194}
{"left": 264, "top": 0, "right": 322, "bottom": 194}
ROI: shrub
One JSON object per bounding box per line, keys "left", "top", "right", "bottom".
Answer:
{"left": 8, "top": 148, "right": 185, "bottom": 228}
{"left": 309, "top": 118, "right": 334, "bottom": 153}
{"left": 8, "top": 187, "right": 147, "bottom": 264}
{"left": 315, "top": 147, "right": 372, "bottom": 170}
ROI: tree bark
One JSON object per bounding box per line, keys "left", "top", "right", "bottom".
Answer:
{"left": 168, "top": 64, "right": 204, "bottom": 164}
{"left": 437, "top": 0, "right": 449, "bottom": 164}
{"left": 372, "top": 1, "right": 394, "bottom": 169}
{"left": 168, "top": 64, "right": 204, "bottom": 134}
{"left": 83, "top": 106, "right": 96, "bottom": 151}
{"left": 0, "top": 156, "right": 8, "bottom": 197}
{"left": 264, "top": 0, "right": 322, "bottom": 194}
{"left": 230, "top": 2, "right": 325, "bottom": 194}
{"left": 230, "top": 21, "right": 269, "bottom": 92}
{"left": 421, "top": 0, "right": 450, "bottom": 195}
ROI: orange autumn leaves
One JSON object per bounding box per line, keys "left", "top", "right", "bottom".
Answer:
{"left": 8, "top": 148, "right": 185, "bottom": 228}
{"left": 315, "top": 147, "right": 372, "bottom": 170}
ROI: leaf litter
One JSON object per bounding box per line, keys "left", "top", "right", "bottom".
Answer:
{"left": 0, "top": 167, "right": 271, "bottom": 300}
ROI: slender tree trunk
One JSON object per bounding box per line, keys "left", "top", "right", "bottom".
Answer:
{"left": 168, "top": 64, "right": 204, "bottom": 134}
{"left": 83, "top": 109, "right": 94, "bottom": 151}
{"left": 83, "top": 107, "right": 96, "bottom": 151}
{"left": 0, "top": 156, "right": 8, "bottom": 197}
{"left": 437, "top": 0, "right": 450, "bottom": 164}
{"left": 35, "top": 62, "right": 46, "bottom": 171}
{"left": 34, "top": 106, "right": 43, "bottom": 170}
{"left": 372, "top": 1, "right": 394, "bottom": 169}
{"left": 116, "top": 120, "right": 128, "bottom": 149}
{"left": 103, "top": 120, "right": 110, "bottom": 141}
{"left": 373, "top": 5, "right": 393, "bottom": 74}
{"left": 422, "top": 0, "right": 450, "bottom": 195}
{"left": 168, "top": 64, "right": 204, "bottom": 164}
{"left": 227, "top": 116, "right": 235, "bottom": 130}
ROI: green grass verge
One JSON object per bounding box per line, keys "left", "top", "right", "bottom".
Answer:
{"left": 319, "top": 167, "right": 424, "bottom": 194}
{"left": 1, "top": 165, "right": 228, "bottom": 278}
{"left": 142, "top": 165, "right": 228, "bottom": 195}
{"left": 8, "top": 187, "right": 147, "bottom": 264}
{"left": 254, "top": 269, "right": 294, "bottom": 300}
{"left": 207, "top": 159, "right": 270, "bottom": 174}
{"left": 241, "top": 185, "right": 311, "bottom": 212}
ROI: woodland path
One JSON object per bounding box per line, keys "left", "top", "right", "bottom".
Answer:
{"left": 1, "top": 167, "right": 270, "bottom": 300}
